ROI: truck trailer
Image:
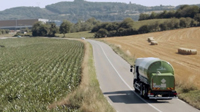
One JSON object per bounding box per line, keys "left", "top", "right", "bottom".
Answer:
{"left": 130, "top": 57, "right": 177, "bottom": 100}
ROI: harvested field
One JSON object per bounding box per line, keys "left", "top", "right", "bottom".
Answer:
{"left": 102, "top": 27, "right": 200, "bottom": 89}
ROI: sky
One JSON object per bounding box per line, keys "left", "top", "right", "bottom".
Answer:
{"left": 0, "top": 0, "right": 199, "bottom": 11}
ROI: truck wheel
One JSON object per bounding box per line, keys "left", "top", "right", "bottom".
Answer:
{"left": 134, "top": 80, "right": 139, "bottom": 93}
{"left": 135, "top": 88, "right": 139, "bottom": 93}
{"left": 143, "top": 85, "right": 148, "bottom": 99}
{"left": 140, "top": 83, "right": 143, "bottom": 96}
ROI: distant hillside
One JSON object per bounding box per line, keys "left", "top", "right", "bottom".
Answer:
{"left": 0, "top": 0, "right": 176, "bottom": 22}
{"left": 0, "top": 7, "right": 57, "bottom": 20}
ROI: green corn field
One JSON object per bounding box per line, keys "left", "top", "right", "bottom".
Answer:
{"left": 0, "top": 38, "right": 84, "bottom": 111}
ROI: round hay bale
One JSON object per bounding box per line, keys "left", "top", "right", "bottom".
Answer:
{"left": 150, "top": 41, "right": 158, "bottom": 45}
{"left": 178, "top": 48, "right": 197, "bottom": 55}
{"left": 147, "top": 37, "right": 154, "bottom": 42}
{"left": 190, "top": 49, "right": 197, "bottom": 55}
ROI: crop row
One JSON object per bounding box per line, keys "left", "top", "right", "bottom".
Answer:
{"left": 0, "top": 38, "right": 84, "bottom": 111}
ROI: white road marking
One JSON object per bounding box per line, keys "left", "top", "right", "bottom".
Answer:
{"left": 98, "top": 43, "right": 162, "bottom": 112}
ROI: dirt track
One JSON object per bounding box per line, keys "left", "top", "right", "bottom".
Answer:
{"left": 103, "top": 27, "right": 200, "bottom": 88}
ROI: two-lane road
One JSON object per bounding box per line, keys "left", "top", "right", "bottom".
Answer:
{"left": 87, "top": 39, "right": 199, "bottom": 112}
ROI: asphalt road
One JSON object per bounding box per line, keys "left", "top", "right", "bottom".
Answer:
{"left": 87, "top": 39, "right": 199, "bottom": 112}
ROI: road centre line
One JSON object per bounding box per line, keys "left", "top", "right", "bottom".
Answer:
{"left": 98, "top": 43, "right": 162, "bottom": 112}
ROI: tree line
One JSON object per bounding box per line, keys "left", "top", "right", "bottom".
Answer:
{"left": 139, "top": 5, "right": 200, "bottom": 20}
{"left": 91, "top": 17, "right": 200, "bottom": 38}
{"left": 32, "top": 18, "right": 99, "bottom": 37}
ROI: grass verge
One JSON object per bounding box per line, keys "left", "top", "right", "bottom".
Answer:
{"left": 176, "top": 83, "right": 200, "bottom": 110}
{"left": 48, "top": 40, "right": 115, "bottom": 112}
{"left": 100, "top": 40, "right": 200, "bottom": 110}
{"left": 100, "top": 40, "right": 135, "bottom": 66}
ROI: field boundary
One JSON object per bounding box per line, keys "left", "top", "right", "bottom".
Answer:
{"left": 48, "top": 40, "right": 115, "bottom": 112}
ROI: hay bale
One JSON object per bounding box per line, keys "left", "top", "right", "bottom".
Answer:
{"left": 190, "top": 49, "right": 197, "bottom": 55}
{"left": 147, "top": 37, "right": 154, "bottom": 42}
{"left": 178, "top": 48, "right": 197, "bottom": 55}
{"left": 150, "top": 41, "right": 158, "bottom": 45}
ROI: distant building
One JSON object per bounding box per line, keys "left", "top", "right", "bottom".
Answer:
{"left": 0, "top": 19, "right": 62, "bottom": 30}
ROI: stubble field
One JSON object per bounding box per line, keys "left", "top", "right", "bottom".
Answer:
{"left": 102, "top": 27, "right": 200, "bottom": 89}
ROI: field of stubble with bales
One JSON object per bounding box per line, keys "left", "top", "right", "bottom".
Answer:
{"left": 102, "top": 27, "right": 200, "bottom": 109}
{"left": 103, "top": 27, "right": 200, "bottom": 89}
{"left": 0, "top": 38, "right": 84, "bottom": 111}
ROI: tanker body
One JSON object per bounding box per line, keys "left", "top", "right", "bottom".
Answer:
{"left": 130, "top": 57, "right": 177, "bottom": 99}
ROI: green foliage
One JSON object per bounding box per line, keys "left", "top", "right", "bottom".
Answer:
{"left": 32, "top": 22, "right": 46, "bottom": 36}
{"left": 32, "top": 22, "right": 59, "bottom": 37}
{"left": 92, "top": 18, "right": 139, "bottom": 37}
{"left": 138, "top": 25, "right": 150, "bottom": 33}
{"left": 59, "top": 20, "right": 72, "bottom": 37}
{"left": 71, "top": 18, "right": 100, "bottom": 32}
{"left": 194, "top": 13, "right": 200, "bottom": 22}
{"left": 92, "top": 17, "right": 199, "bottom": 38}
{"left": 176, "top": 5, "right": 199, "bottom": 18}
{"left": 0, "top": 38, "right": 84, "bottom": 111}
{"left": 139, "top": 5, "right": 200, "bottom": 20}
{"left": 48, "top": 23, "right": 59, "bottom": 37}
{"left": 94, "top": 28, "right": 108, "bottom": 38}
{"left": 120, "top": 18, "right": 134, "bottom": 29}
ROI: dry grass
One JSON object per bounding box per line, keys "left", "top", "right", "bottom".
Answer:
{"left": 48, "top": 40, "right": 114, "bottom": 112}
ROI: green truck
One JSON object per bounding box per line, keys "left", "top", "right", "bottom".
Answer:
{"left": 130, "top": 57, "right": 177, "bottom": 99}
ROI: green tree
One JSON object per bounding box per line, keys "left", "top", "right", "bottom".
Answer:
{"left": 149, "top": 21, "right": 160, "bottom": 32}
{"left": 120, "top": 18, "right": 134, "bottom": 29}
{"left": 149, "top": 12, "right": 157, "bottom": 19}
{"left": 40, "top": 24, "right": 49, "bottom": 36}
{"left": 59, "top": 20, "right": 72, "bottom": 37}
{"left": 185, "top": 17, "right": 193, "bottom": 27}
{"left": 194, "top": 13, "right": 200, "bottom": 23}
{"left": 95, "top": 28, "right": 108, "bottom": 38}
{"left": 48, "top": 23, "right": 58, "bottom": 37}
{"left": 32, "top": 22, "right": 43, "bottom": 36}
{"left": 159, "top": 22, "right": 168, "bottom": 31}
{"left": 170, "top": 18, "right": 180, "bottom": 28}
{"left": 176, "top": 5, "right": 199, "bottom": 18}
{"left": 138, "top": 25, "right": 150, "bottom": 34}
{"left": 190, "top": 19, "right": 199, "bottom": 27}
{"left": 179, "top": 17, "right": 192, "bottom": 28}
{"left": 139, "top": 13, "right": 150, "bottom": 20}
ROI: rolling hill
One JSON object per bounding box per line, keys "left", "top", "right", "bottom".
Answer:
{"left": 0, "top": 0, "right": 175, "bottom": 22}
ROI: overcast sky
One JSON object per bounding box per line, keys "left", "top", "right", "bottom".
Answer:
{"left": 0, "top": 0, "right": 199, "bottom": 11}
